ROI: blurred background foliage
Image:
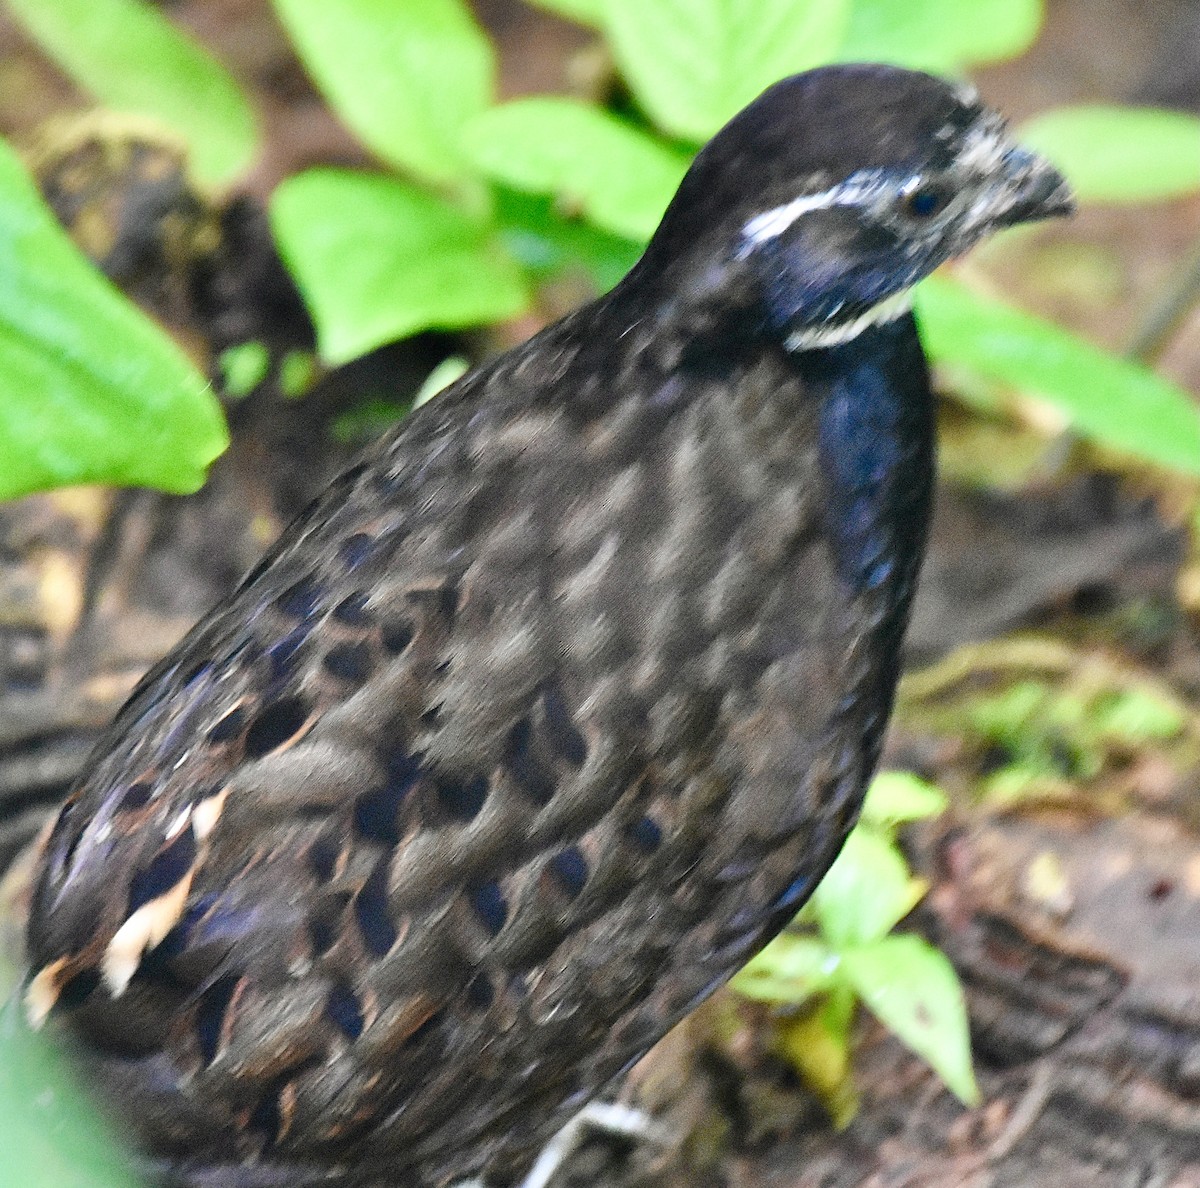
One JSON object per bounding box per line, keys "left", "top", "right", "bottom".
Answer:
{"left": 0, "top": 0, "right": 1197, "bottom": 499}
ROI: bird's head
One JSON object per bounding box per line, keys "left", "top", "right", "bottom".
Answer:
{"left": 639, "top": 64, "right": 1074, "bottom": 350}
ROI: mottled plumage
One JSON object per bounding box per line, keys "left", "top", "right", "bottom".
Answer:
{"left": 24, "top": 65, "right": 1070, "bottom": 1187}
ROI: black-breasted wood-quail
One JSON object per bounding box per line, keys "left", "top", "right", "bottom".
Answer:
{"left": 23, "top": 64, "right": 1071, "bottom": 1187}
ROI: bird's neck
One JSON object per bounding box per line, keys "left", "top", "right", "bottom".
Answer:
{"left": 797, "top": 311, "right": 936, "bottom": 603}
{"left": 742, "top": 314, "right": 936, "bottom": 937}
{"left": 794, "top": 310, "right": 936, "bottom": 753}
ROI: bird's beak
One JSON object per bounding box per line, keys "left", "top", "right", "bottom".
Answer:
{"left": 987, "top": 145, "right": 1075, "bottom": 228}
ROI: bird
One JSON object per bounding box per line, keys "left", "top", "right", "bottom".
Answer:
{"left": 21, "top": 63, "right": 1071, "bottom": 1188}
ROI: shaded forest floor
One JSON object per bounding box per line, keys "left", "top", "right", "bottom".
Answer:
{"left": 2, "top": 2, "right": 1200, "bottom": 1186}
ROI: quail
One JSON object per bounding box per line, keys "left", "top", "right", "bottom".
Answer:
{"left": 23, "top": 64, "right": 1072, "bottom": 1188}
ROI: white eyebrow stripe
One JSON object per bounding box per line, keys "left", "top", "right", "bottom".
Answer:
{"left": 740, "top": 189, "right": 839, "bottom": 247}
{"left": 739, "top": 171, "right": 901, "bottom": 252}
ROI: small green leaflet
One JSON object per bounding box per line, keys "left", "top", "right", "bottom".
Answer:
{"left": 272, "top": 0, "right": 493, "bottom": 184}
{"left": 841, "top": 935, "right": 980, "bottom": 1105}
{"left": 731, "top": 933, "right": 837, "bottom": 1003}
{"left": 836, "top": 0, "right": 1042, "bottom": 71}
{"left": 463, "top": 99, "right": 690, "bottom": 242}
{"left": 812, "top": 827, "right": 928, "bottom": 949}
{"left": 862, "top": 771, "right": 949, "bottom": 828}
{"left": 1019, "top": 106, "right": 1200, "bottom": 204}
{"left": 604, "top": 0, "right": 850, "bottom": 141}
{"left": 4, "top": 0, "right": 257, "bottom": 185}
{"left": 918, "top": 276, "right": 1200, "bottom": 477}
{"left": 271, "top": 169, "right": 529, "bottom": 365}
{"left": 0, "top": 139, "right": 225, "bottom": 499}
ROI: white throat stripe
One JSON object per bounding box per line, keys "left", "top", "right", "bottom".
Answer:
{"left": 783, "top": 288, "right": 914, "bottom": 352}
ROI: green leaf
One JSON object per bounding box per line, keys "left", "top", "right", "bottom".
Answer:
{"left": 413, "top": 355, "right": 470, "bottom": 408}
{"left": 980, "top": 760, "right": 1070, "bottom": 807}
{"left": 218, "top": 341, "right": 270, "bottom": 398}
{"left": 526, "top": 0, "right": 605, "bottom": 24}
{"left": 0, "top": 994, "right": 145, "bottom": 1187}
{"left": 603, "top": 0, "right": 850, "bottom": 141}
{"left": 332, "top": 398, "right": 412, "bottom": 443}
{"left": 841, "top": 934, "right": 979, "bottom": 1105}
{"left": 278, "top": 349, "right": 318, "bottom": 399}
{"left": 1094, "top": 687, "right": 1185, "bottom": 744}
{"left": 463, "top": 99, "right": 689, "bottom": 241}
{"left": 271, "top": 168, "right": 529, "bottom": 365}
{"left": 5, "top": 0, "right": 257, "bottom": 185}
{"left": 812, "top": 827, "right": 927, "bottom": 949}
{"left": 837, "top": 0, "right": 1042, "bottom": 70}
{"left": 917, "top": 275, "right": 1200, "bottom": 477}
{"left": 862, "top": 772, "right": 949, "bottom": 830}
{"left": 271, "top": 0, "right": 492, "bottom": 184}
{"left": 776, "top": 984, "right": 860, "bottom": 1127}
{"left": 967, "top": 679, "right": 1050, "bottom": 744}
{"left": 0, "top": 140, "right": 226, "bottom": 499}
{"left": 732, "top": 934, "right": 837, "bottom": 1003}
{"left": 1019, "top": 105, "right": 1200, "bottom": 204}
{"left": 494, "top": 187, "right": 644, "bottom": 294}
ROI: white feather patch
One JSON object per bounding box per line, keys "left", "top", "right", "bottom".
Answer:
{"left": 956, "top": 119, "right": 1009, "bottom": 175}
{"left": 101, "top": 869, "right": 195, "bottom": 996}
{"left": 25, "top": 957, "right": 69, "bottom": 1029}
{"left": 191, "top": 788, "right": 229, "bottom": 841}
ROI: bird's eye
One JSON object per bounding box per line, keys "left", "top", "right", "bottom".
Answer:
{"left": 901, "top": 182, "right": 953, "bottom": 219}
